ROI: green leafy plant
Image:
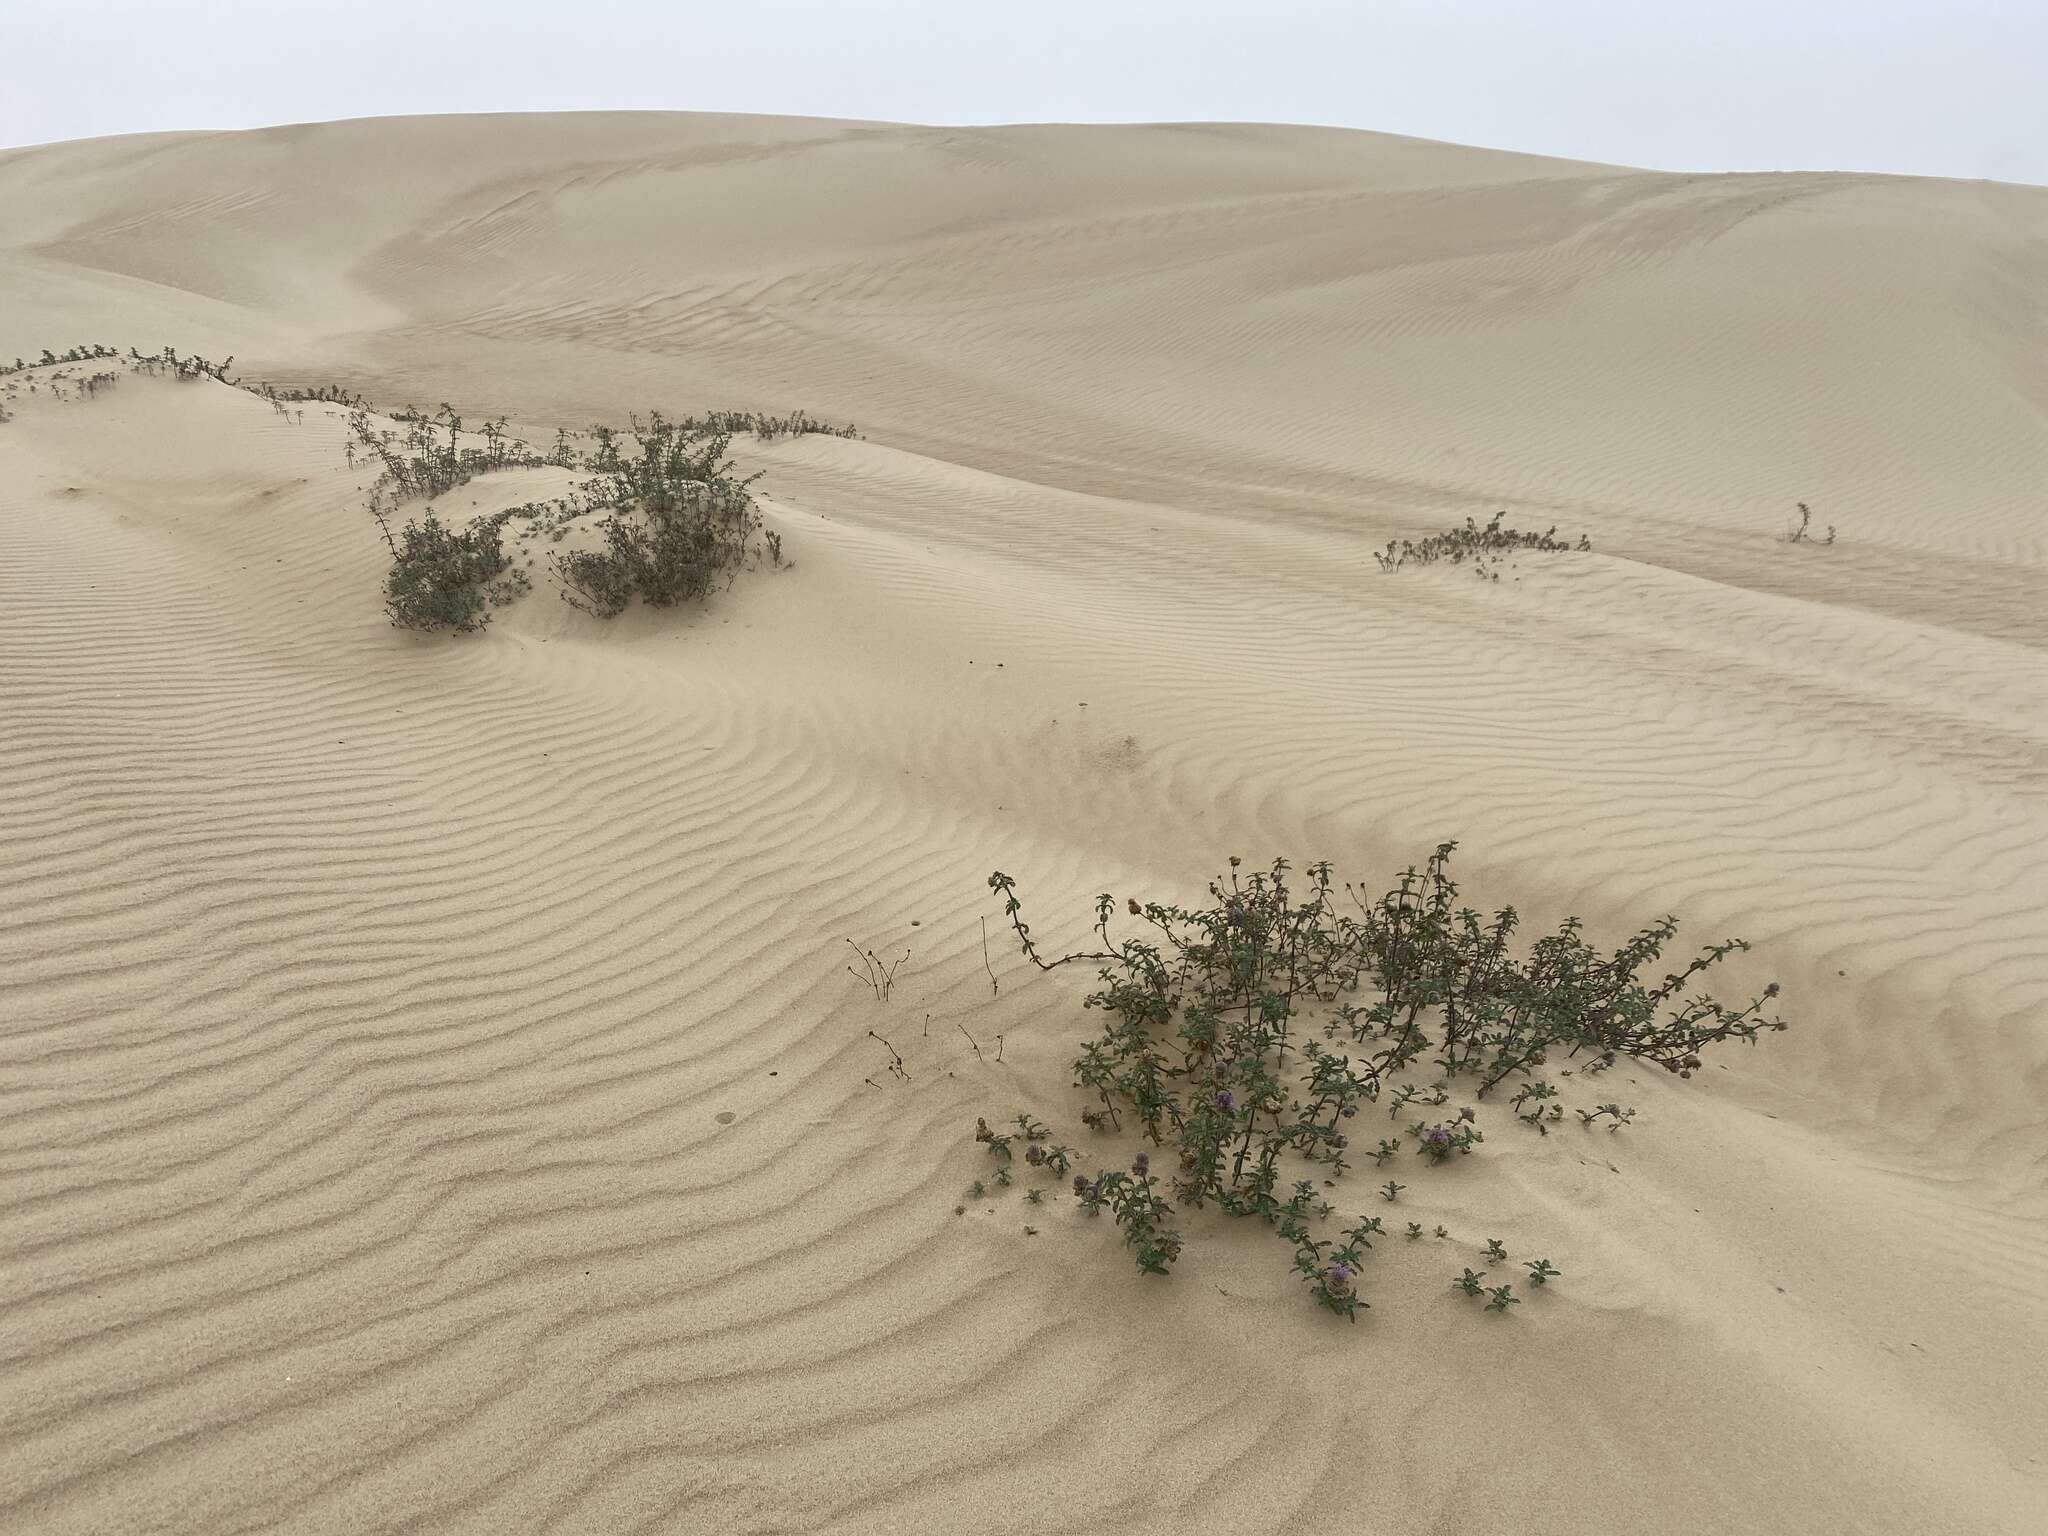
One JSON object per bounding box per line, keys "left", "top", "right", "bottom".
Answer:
{"left": 549, "top": 414, "right": 766, "bottom": 616}
{"left": 382, "top": 510, "right": 513, "bottom": 633}
{"left": 983, "top": 847, "right": 1784, "bottom": 1315}
{"left": 1073, "top": 1153, "right": 1182, "bottom": 1276}
{"left": 1579, "top": 1102, "right": 1637, "bottom": 1132}
{"left": 973, "top": 1117, "right": 1014, "bottom": 1161}
{"left": 1410, "top": 1113, "right": 1482, "bottom": 1162}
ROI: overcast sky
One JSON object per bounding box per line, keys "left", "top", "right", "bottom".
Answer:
{"left": 5, "top": 0, "right": 2043, "bottom": 185}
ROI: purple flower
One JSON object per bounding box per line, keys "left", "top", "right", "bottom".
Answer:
{"left": 1072, "top": 1175, "right": 1090, "bottom": 1195}
{"left": 1132, "top": 1152, "right": 1150, "bottom": 1176}
{"left": 1214, "top": 1090, "right": 1237, "bottom": 1113}
{"left": 1424, "top": 1128, "right": 1451, "bottom": 1149}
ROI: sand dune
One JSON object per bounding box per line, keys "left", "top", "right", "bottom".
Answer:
{"left": 1, "top": 113, "right": 2045, "bottom": 1534}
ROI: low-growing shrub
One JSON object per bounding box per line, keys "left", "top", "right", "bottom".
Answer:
{"left": 1375, "top": 511, "right": 1590, "bottom": 579}
{"left": 978, "top": 846, "right": 1787, "bottom": 1317}
{"left": 348, "top": 404, "right": 815, "bottom": 627}
{"left": 548, "top": 415, "right": 765, "bottom": 616}
{"left": 0, "top": 342, "right": 834, "bottom": 633}
{"left": 383, "top": 511, "right": 512, "bottom": 633}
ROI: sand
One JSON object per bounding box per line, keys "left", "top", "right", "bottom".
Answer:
{"left": 0, "top": 112, "right": 2044, "bottom": 1534}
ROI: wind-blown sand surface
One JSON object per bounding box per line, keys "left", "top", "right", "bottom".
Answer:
{"left": 1, "top": 113, "right": 2045, "bottom": 1534}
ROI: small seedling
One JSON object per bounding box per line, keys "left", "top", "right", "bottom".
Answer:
{"left": 1485, "top": 1238, "right": 1508, "bottom": 1263}
{"left": 973, "top": 1118, "right": 1014, "bottom": 1161}
{"left": 1024, "top": 1141, "right": 1074, "bottom": 1176}
{"left": 1294, "top": 1214, "right": 1381, "bottom": 1321}
{"left": 1379, "top": 1180, "right": 1405, "bottom": 1202}
{"left": 1511, "top": 1080, "right": 1562, "bottom": 1132}
{"left": 1523, "top": 1258, "right": 1560, "bottom": 1287}
{"left": 1405, "top": 1222, "right": 1424, "bottom": 1240}
{"left": 1410, "top": 1118, "right": 1482, "bottom": 1162}
{"left": 1486, "top": 1284, "right": 1520, "bottom": 1314}
{"left": 1456, "top": 1268, "right": 1488, "bottom": 1297}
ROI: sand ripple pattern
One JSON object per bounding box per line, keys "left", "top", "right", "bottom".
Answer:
{"left": 1, "top": 115, "right": 2046, "bottom": 1534}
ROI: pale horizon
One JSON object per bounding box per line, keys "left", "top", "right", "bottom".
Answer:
{"left": 5, "top": 0, "right": 2045, "bottom": 186}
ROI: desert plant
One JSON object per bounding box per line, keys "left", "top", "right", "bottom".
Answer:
{"left": 549, "top": 416, "right": 769, "bottom": 616}
{"left": 1786, "top": 502, "right": 1837, "bottom": 545}
{"left": 846, "top": 941, "right": 909, "bottom": 1001}
{"left": 382, "top": 510, "right": 512, "bottom": 633}
{"left": 653, "top": 408, "right": 859, "bottom": 442}
{"left": 1375, "top": 511, "right": 1591, "bottom": 580}
{"left": 1294, "top": 1215, "right": 1382, "bottom": 1320}
{"left": 3, "top": 345, "right": 819, "bottom": 633}
{"left": 984, "top": 847, "right": 1782, "bottom": 1313}
{"left": 1073, "top": 1153, "right": 1182, "bottom": 1275}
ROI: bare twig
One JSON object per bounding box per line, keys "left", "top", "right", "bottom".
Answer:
{"left": 845, "top": 940, "right": 911, "bottom": 1002}
{"left": 868, "top": 1029, "right": 909, "bottom": 1081}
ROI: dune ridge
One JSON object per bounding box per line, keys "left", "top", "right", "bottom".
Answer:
{"left": 1, "top": 113, "right": 2046, "bottom": 1533}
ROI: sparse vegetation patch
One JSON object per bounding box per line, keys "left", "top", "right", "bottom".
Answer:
{"left": 967, "top": 847, "right": 1786, "bottom": 1319}
{"left": 1375, "top": 511, "right": 1591, "bottom": 580}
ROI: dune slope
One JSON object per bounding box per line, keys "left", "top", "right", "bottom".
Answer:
{"left": 2, "top": 114, "right": 2046, "bottom": 1534}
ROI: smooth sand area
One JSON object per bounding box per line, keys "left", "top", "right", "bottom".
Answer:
{"left": 1, "top": 113, "right": 2045, "bottom": 1533}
